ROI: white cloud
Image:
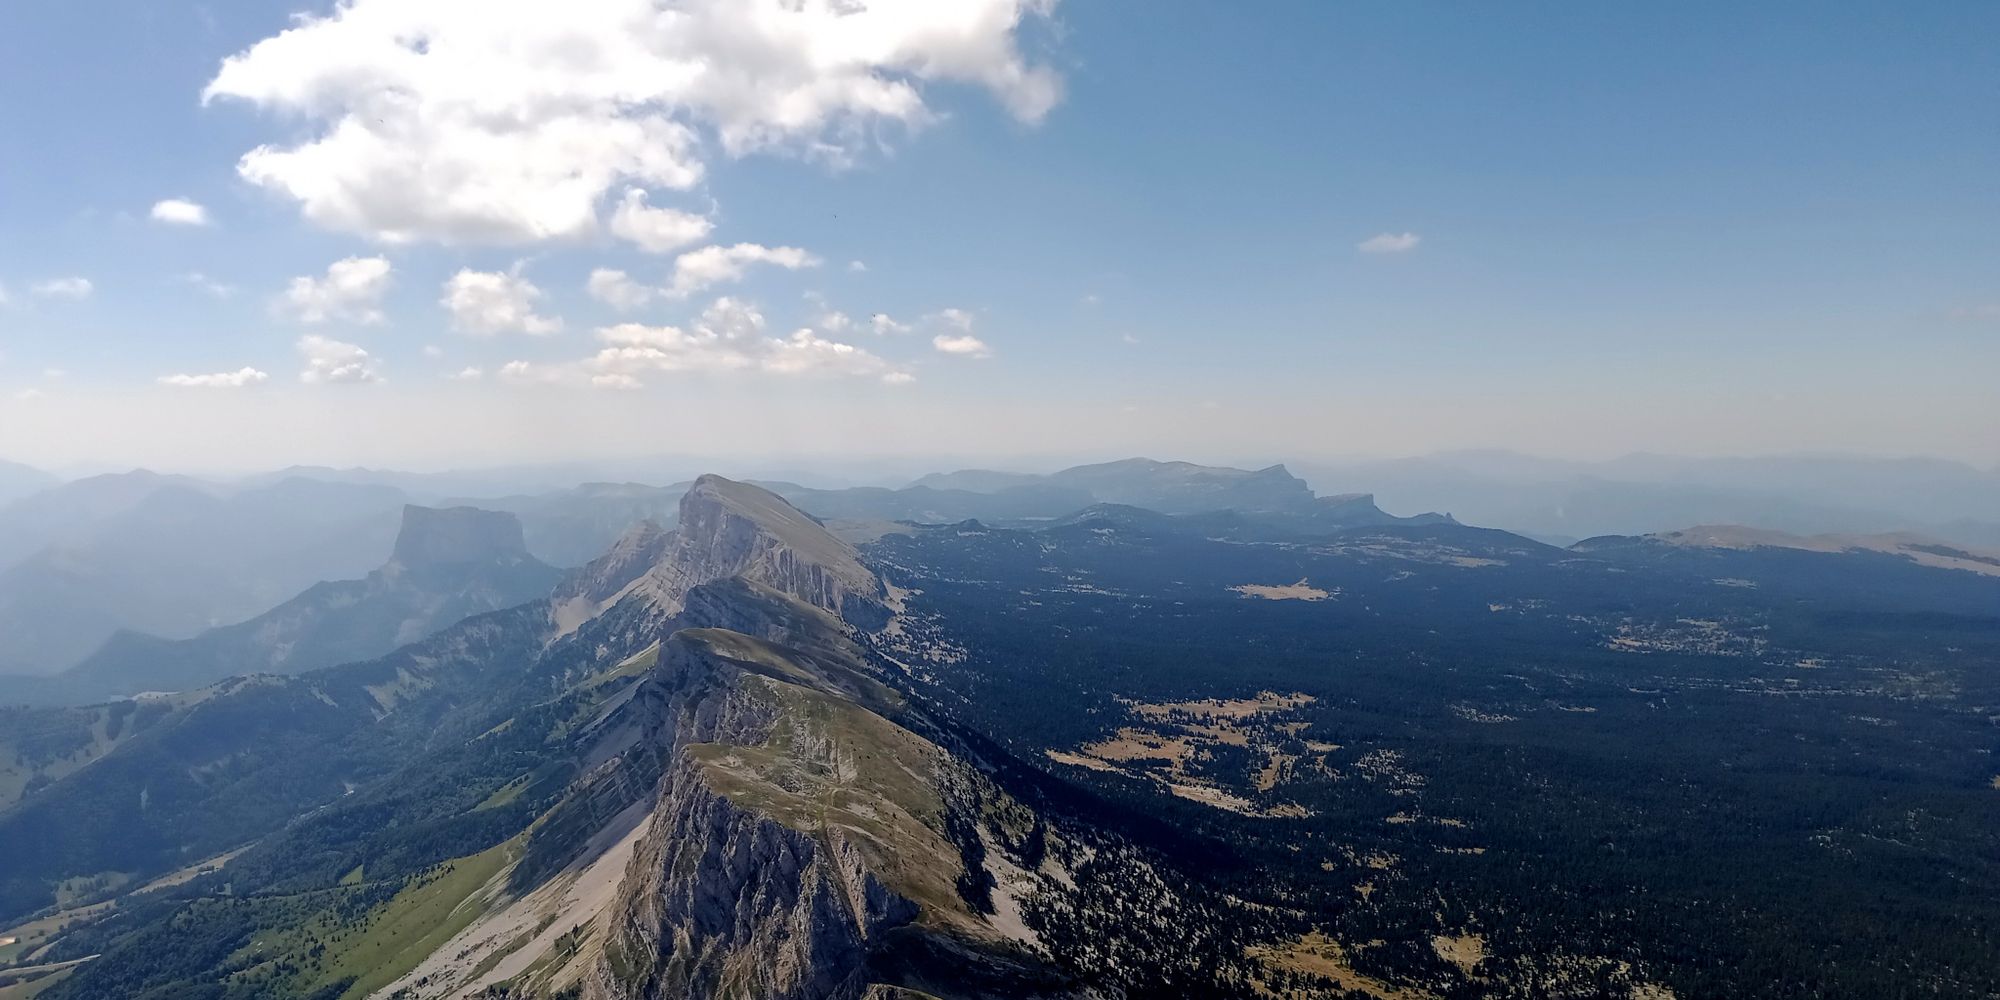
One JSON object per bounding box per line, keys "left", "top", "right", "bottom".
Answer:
{"left": 927, "top": 307, "right": 991, "bottom": 357}
{"left": 1358, "top": 232, "right": 1421, "bottom": 254}
{"left": 815, "top": 308, "right": 855, "bottom": 334}
{"left": 496, "top": 360, "right": 546, "bottom": 384}
{"left": 12, "top": 389, "right": 45, "bottom": 402}
{"left": 150, "top": 198, "right": 212, "bottom": 226}
{"left": 180, "top": 272, "right": 237, "bottom": 298}
{"left": 282, "top": 256, "right": 392, "bottom": 323}
{"left": 933, "top": 333, "right": 992, "bottom": 358}
{"left": 442, "top": 268, "right": 561, "bottom": 335}
{"left": 202, "top": 0, "right": 1063, "bottom": 245}
{"left": 587, "top": 268, "right": 654, "bottom": 311}
{"left": 668, "top": 243, "right": 818, "bottom": 298}
{"left": 421, "top": 344, "right": 444, "bottom": 358}
{"left": 31, "top": 277, "right": 92, "bottom": 300}
{"left": 584, "top": 295, "right": 907, "bottom": 386}
{"left": 447, "top": 366, "right": 483, "bottom": 381}
{"left": 847, "top": 260, "right": 868, "bottom": 273}
{"left": 609, "top": 188, "right": 712, "bottom": 253}
{"left": 298, "top": 334, "right": 382, "bottom": 383}
{"left": 158, "top": 366, "right": 270, "bottom": 388}
{"left": 870, "top": 313, "right": 912, "bottom": 335}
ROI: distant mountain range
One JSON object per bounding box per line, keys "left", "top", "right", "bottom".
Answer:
{"left": 0, "top": 460, "right": 56, "bottom": 507}
{"left": 0, "top": 474, "right": 410, "bottom": 675}
{"left": 811, "top": 457, "right": 1448, "bottom": 526}
{"left": 0, "top": 450, "right": 1990, "bottom": 682}
{"left": 2, "top": 472, "right": 1995, "bottom": 998}
{"left": 1293, "top": 450, "right": 2000, "bottom": 546}
{"left": 0, "top": 506, "right": 561, "bottom": 705}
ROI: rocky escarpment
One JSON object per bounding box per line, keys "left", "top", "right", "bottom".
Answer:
{"left": 375, "top": 479, "right": 1097, "bottom": 1000}
{"left": 552, "top": 518, "right": 677, "bottom": 632}
{"left": 593, "top": 753, "right": 918, "bottom": 1000}
{"left": 51, "top": 505, "right": 561, "bottom": 700}
{"left": 1049, "top": 458, "right": 1316, "bottom": 513}
{"left": 573, "top": 627, "right": 1076, "bottom": 1000}
{"left": 1312, "top": 491, "right": 1457, "bottom": 528}
{"left": 391, "top": 503, "right": 538, "bottom": 572}
{"left": 631, "top": 475, "right": 887, "bottom": 626}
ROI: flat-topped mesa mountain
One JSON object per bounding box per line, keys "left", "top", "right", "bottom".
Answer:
{"left": 900, "top": 458, "right": 1453, "bottom": 527}
{"left": 1605, "top": 524, "right": 2000, "bottom": 577}
{"left": 445, "top": 481, "right": 687, "bottom": 568}
{"left": 1048, "top": 457, "right": 1315, "bottom": 513}
{"left": 41, "top": 505, "right": 562, "bottom": 702}
{"left": 1310, "top": 490, "right": 1457, "bottom": 528}
{"left": 0, "top": 473, "right": 409, "bottom": 677}
{"left": 388, "top": 503, "right": 541, "bottom": 573}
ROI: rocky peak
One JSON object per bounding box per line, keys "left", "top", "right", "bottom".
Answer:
{"left": 389, "top": 504, "right": 532, "bottom": 572}
{"left": 635, "top": 475, "right": 886, "bottom": 624}
{"left": 549, "top": 519, "right": 675, "bottom": 632}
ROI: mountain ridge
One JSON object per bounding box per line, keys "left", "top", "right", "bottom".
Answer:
{"left": 9, "top": 505, "right": 561, "bottom": 704}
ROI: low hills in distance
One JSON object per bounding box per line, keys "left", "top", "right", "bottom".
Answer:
{"left": 2, "top": 453, "right": 1997, "bottom": 682}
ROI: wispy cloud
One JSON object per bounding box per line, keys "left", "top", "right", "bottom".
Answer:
{"left": 31, "top": 277, "right": 92, "bottom": 300}
{"left": 159, "top": 367, "right": 269, "bottom": 388}
{"left": 1358, "top": 232, "right": 1421, "bottom": 254}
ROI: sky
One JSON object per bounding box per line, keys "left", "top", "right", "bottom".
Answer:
{"left": 0, "top": 1, "right": 1995, "bottom": 474}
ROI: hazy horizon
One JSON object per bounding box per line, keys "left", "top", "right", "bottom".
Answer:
{"left": 4, "top": 385, "right": 1997, "bottom": 478}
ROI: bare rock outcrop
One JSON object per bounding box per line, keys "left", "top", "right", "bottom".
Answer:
{"left": 634, "top": 475, "right": 886, "bottom": 625}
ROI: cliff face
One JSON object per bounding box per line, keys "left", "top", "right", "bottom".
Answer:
{"left": 551, "top": 519, "right": 676, "bottom": 632}
{"left": 574, "top": 627, "right": 1067, "bottom": 1000}
{"left": 53, "top": 505, "right": 561, "bottom": 699}
{"left": 1049, "top": 458, "right": 1317, "bottom": 514}
{"left": 370, "top": 478, "right": 1088, "bottom": 1000}
{"left": 634, "top": 475, "right": 886, "bottom": 625}
{"left": 390, "top": 504, "right": 536, "bottom": 572}
{"left": 592, "top": 753, "right": 917, "bottom": 1000}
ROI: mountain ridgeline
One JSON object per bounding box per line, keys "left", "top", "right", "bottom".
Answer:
{"left": 0, "top": 475, "right": 1199, "bottom": 999}
{"left": 0, "top": 505, "right": 562, "bottom": 706}
{"left": 0, "top": 467, "right": 1995, "bottom": 998}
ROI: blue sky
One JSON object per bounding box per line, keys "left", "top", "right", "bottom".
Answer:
{"left": 0, "top": 1, "right": 1994, "bottom": 472}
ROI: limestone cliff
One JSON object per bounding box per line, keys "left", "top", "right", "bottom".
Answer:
{"left": 570, "top": 629, "right": 1082, "bottom": 1000}
{"left": 54, "top": 505, "right": 560, "bottom": 698}
{"left": 371, "top": 479, "right": 1095, "bottom": 1000}
{"left": 551, "top": 519, "right": 676, "bottom": 633}
{"left": 632, "top": 475, "right": 886, "bottom": 625}
{"left": 390, "top": 504, "right": 538, "bottom": 573}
